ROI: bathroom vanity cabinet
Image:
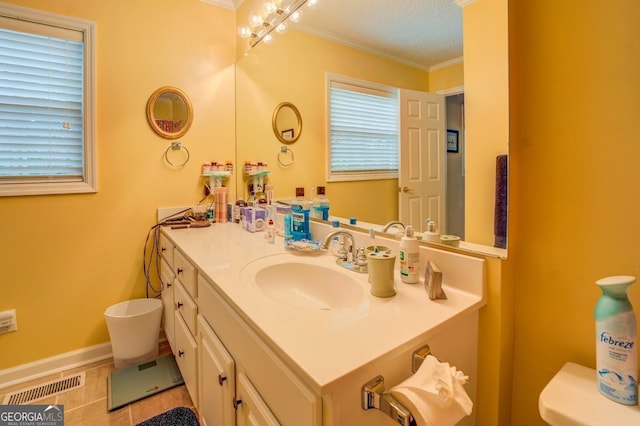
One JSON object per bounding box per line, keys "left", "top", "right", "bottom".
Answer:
{"left": 160, "top": 222, "right": 485, "bottom": 426}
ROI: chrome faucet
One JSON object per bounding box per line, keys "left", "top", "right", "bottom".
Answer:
{"left": 381, "top": 221, "right": 406, "bottom": 233}
{"left": 320, "top": 231, "right": 368, "bottom": 273}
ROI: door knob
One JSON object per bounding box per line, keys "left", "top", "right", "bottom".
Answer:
{"left": 401, "top": 186, "right": 411, "bottom": 193}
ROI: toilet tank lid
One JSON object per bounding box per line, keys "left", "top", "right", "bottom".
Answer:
{"left": 539, "top": 362, "right": 640, "bottom": 425}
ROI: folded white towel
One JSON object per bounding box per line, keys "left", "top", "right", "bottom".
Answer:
{"left": 390, "top": 355, "right": 472, "bottom": 426}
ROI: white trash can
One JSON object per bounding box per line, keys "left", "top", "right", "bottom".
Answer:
{"left": 104, "top": 298, "right": 163, "bottom": 369}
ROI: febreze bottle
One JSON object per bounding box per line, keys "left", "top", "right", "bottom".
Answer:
{"left": 595, "top": 275, "right": 638, "bottom": 405}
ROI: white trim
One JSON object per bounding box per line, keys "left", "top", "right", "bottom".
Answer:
{"left": 0, "top": 342, "right": 113, "bottom": 390}
{"left": 453, "top": 0, "right": 479, "bottom": 7}
{"left": 429, "top": 56, "right": 464, "bottom": 72}
{"left": 437, "top": 85, "right": 465, "bottom": 96}
{"left": 200, "top": 0, "right": 238, "bottom": 10}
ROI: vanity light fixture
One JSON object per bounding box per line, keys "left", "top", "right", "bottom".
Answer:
{"left": 237, "top": 0, "right": 319, "bottom": 50}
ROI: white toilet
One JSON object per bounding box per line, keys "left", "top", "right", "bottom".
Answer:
{"left": 104, "top": 298, "right": 163, "bottom": 369}
{"left": 539, "top": 362, "right": 640, "bottom": 425}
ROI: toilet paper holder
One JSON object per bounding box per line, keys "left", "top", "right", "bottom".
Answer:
{"left": 361, "top": 344, "right": 432, "bottom": 426}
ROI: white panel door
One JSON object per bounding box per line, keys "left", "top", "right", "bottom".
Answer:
{"left": 399, "top": 89, "right": 446, "bottom": 233}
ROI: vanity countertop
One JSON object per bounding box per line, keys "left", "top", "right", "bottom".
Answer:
{"left": 162, "top": 222, "right": 485, "bottom": 390}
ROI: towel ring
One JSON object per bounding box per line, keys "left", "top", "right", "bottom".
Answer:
{"left": 277, "top": 145, "right": 294, "bottom": 167}
{"left": 164, "top": 141, "right": 190, "bottom": 168}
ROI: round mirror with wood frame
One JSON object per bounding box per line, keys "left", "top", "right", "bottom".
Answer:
{"left": 146, "top": 86, "right": 193, "bottom": 139}
{"left": 272, "top": 102, "right": 302, "bottom": 144}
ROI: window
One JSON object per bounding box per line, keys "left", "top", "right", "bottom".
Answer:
{"left": 0, "top": 4, "right": 96, "bottom": 196}
{"left": 327, "top": 74, "right": 399, "bottom": 182}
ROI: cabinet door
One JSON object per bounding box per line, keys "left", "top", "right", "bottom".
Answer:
{"left": 235, "top": 372, "right": 280, "bottom": 426}
{"left": 175, "top": 311, "right": 198, "bottom": 407}
{"left": 198, "top": 315, "right": 235, "bottom": 426}
{"left": 160, "top": 258, "right": 175, "bottom": 349}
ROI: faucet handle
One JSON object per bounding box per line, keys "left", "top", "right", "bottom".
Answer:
{"left": 355, "top": 247, "right": 367, "bottom": 266}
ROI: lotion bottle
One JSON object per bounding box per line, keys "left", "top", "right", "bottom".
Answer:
{"left": 595, "top": 275, "right": 638, "bottom": 405}
{"left": 423, "top": 218, "right": 440, "bottom": 243}
{"left": 399, "top": 225, "right": 419, "bottom": 284}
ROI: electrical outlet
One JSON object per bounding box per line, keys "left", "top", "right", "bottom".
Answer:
{"left": 0, "top": 309, "right": 17, "bottom": 334}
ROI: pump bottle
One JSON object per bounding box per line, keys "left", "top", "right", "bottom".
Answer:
{"left": 595, "top": 275, "right": 638, "bottom": 405}
{"left": 399, "top": 226, "right": 419, "bottom": 284}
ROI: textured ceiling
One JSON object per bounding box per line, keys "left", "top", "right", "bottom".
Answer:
{"left": 291, "top": 0, "right": 463, "bottom": 70}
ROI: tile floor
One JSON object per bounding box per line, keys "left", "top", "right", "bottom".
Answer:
{"left": 0, "top": 343, "right": 196, "bottom": 426}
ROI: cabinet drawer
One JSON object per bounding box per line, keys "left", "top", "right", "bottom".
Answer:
{"left": 159, "top": 233, "right": 174, "bottom": 268}
{"left": 198, "top": 275, "right": 321, "bottom": 426}
{"left": 160, "top": 259, "right": 175, "bottom": 349}
{"left": 175, "top": 311, "right": 198, "bottom": 407}
{"left": 174, "top": 249, "right": 197, "bottom": 298}
{"left": 175, "top": 281, "right": 197, "bottom": 337}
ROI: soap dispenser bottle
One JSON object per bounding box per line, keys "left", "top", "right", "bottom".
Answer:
{"left": 399, "top": 225, "right": 419, "bottom": 284}
{"left": 595, "top": 275, "right": 638, "bottom": 405}
{"left": 423, "top": 218, "right": 440, "bottom": 243}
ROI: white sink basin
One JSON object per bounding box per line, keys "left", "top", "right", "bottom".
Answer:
{"left": 241, "top": 254, "right": 367, "bottom": 311}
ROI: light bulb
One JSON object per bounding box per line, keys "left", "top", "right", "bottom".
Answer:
{"left": 306, "top": 0, "right": 319, "bottom": 8}
{"left": 263, "top": 34, "right": 274, "bottom": 44}
{"left": 263, "top": 1, "right": 277, "bottom": 19}
{"left": 237, "top": 25, "right": 252, "bottom": 38}
{"left": 290, "top": 9, "right": 303, "bottom": 23}
{"left": 249, "top": 12, "right": 264, "bottom": 29}
{"left": 276, "top": 22, "right": 288, "bottom": 34}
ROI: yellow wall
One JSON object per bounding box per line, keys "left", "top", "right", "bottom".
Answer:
{"left": 509, "top": 0, "right": 640, "bottom": 424}
{"left": 464, "top": 0, "right": 509, "bottom": 247}
{"left": 429, "top": 61, "right": 464, "bottom": 93}
{"left": 0, "top": 0, "right": 235, "bottom": 369}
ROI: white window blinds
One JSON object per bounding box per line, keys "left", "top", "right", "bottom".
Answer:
{"left": 0, "top": 26, "right": 84, "bottom": 180}
{"left": 328, "top": 75, "right": 399, "bottom": 181}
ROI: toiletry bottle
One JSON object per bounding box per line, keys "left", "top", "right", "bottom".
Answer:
{"left": 399, "top": 225, "right": 419, "bottom": 284}
{"left": 291, "top": 204, "right": 311, "bottom": 241}
{"left": 265, "top": 219, "right": 275, "bottom": 243}
{"left": 313, "top": 186, "right": 330, "bottom": 220}
{"left": 283, "top": 214, "right": 293, "bottom": 242}
{"left": 595, "top": 275, "right": 638, "bottom": 405}
{"left": 423, "top": 218, "right": 440, "bottom": 243}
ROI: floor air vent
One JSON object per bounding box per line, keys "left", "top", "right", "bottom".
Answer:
{"left": 2, "top": 372, "right": 85, "bottom": 404}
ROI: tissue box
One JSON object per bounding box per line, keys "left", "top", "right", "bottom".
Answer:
{"left": 240, "top": 207, "right": 266, "bottom": 232}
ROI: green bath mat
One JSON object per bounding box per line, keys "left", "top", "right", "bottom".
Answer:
{"left": 107, "top": 354, "right": 184, "bottom": 411}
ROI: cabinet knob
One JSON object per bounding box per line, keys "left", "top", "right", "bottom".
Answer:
{"left": 233, "top": 398, "right": 242, "bottom": 409}
{"left": 161, "top": 247, "right": 166, "bottom": 252}
{"left": 178, "top": 350, "right": 184, "bottom": 357}
{"left": 217, "top": 374, "right": 227, "bottom": 386}
{"left": 177, "top": 268, "right": 183, "bottom": 274}
{"left": 176, "top": 302, "right": 183, "bottom": 309}
{"left": 167, "top": 283, "right": 172, "bottom": 288}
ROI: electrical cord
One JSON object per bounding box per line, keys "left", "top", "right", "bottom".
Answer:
{"left": 143, "top": 194, "right": 211, "bottom": 298}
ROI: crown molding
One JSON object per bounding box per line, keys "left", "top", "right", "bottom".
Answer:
{"left": 453, "top": 0, "right": 479, "bottom": 7}
{"left": 200, "top": 0, "right": 237, "bottom": 10}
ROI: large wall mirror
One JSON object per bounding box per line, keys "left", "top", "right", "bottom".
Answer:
{"left": 235, "top": 0, "right": 509, "bottom": 257}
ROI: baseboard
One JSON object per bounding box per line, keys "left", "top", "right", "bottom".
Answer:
{"left": 0, "top": 331, "right": 170, "bottom": 390}
{"left": 0, "top": 342, "right": 114, "bottom": 390}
